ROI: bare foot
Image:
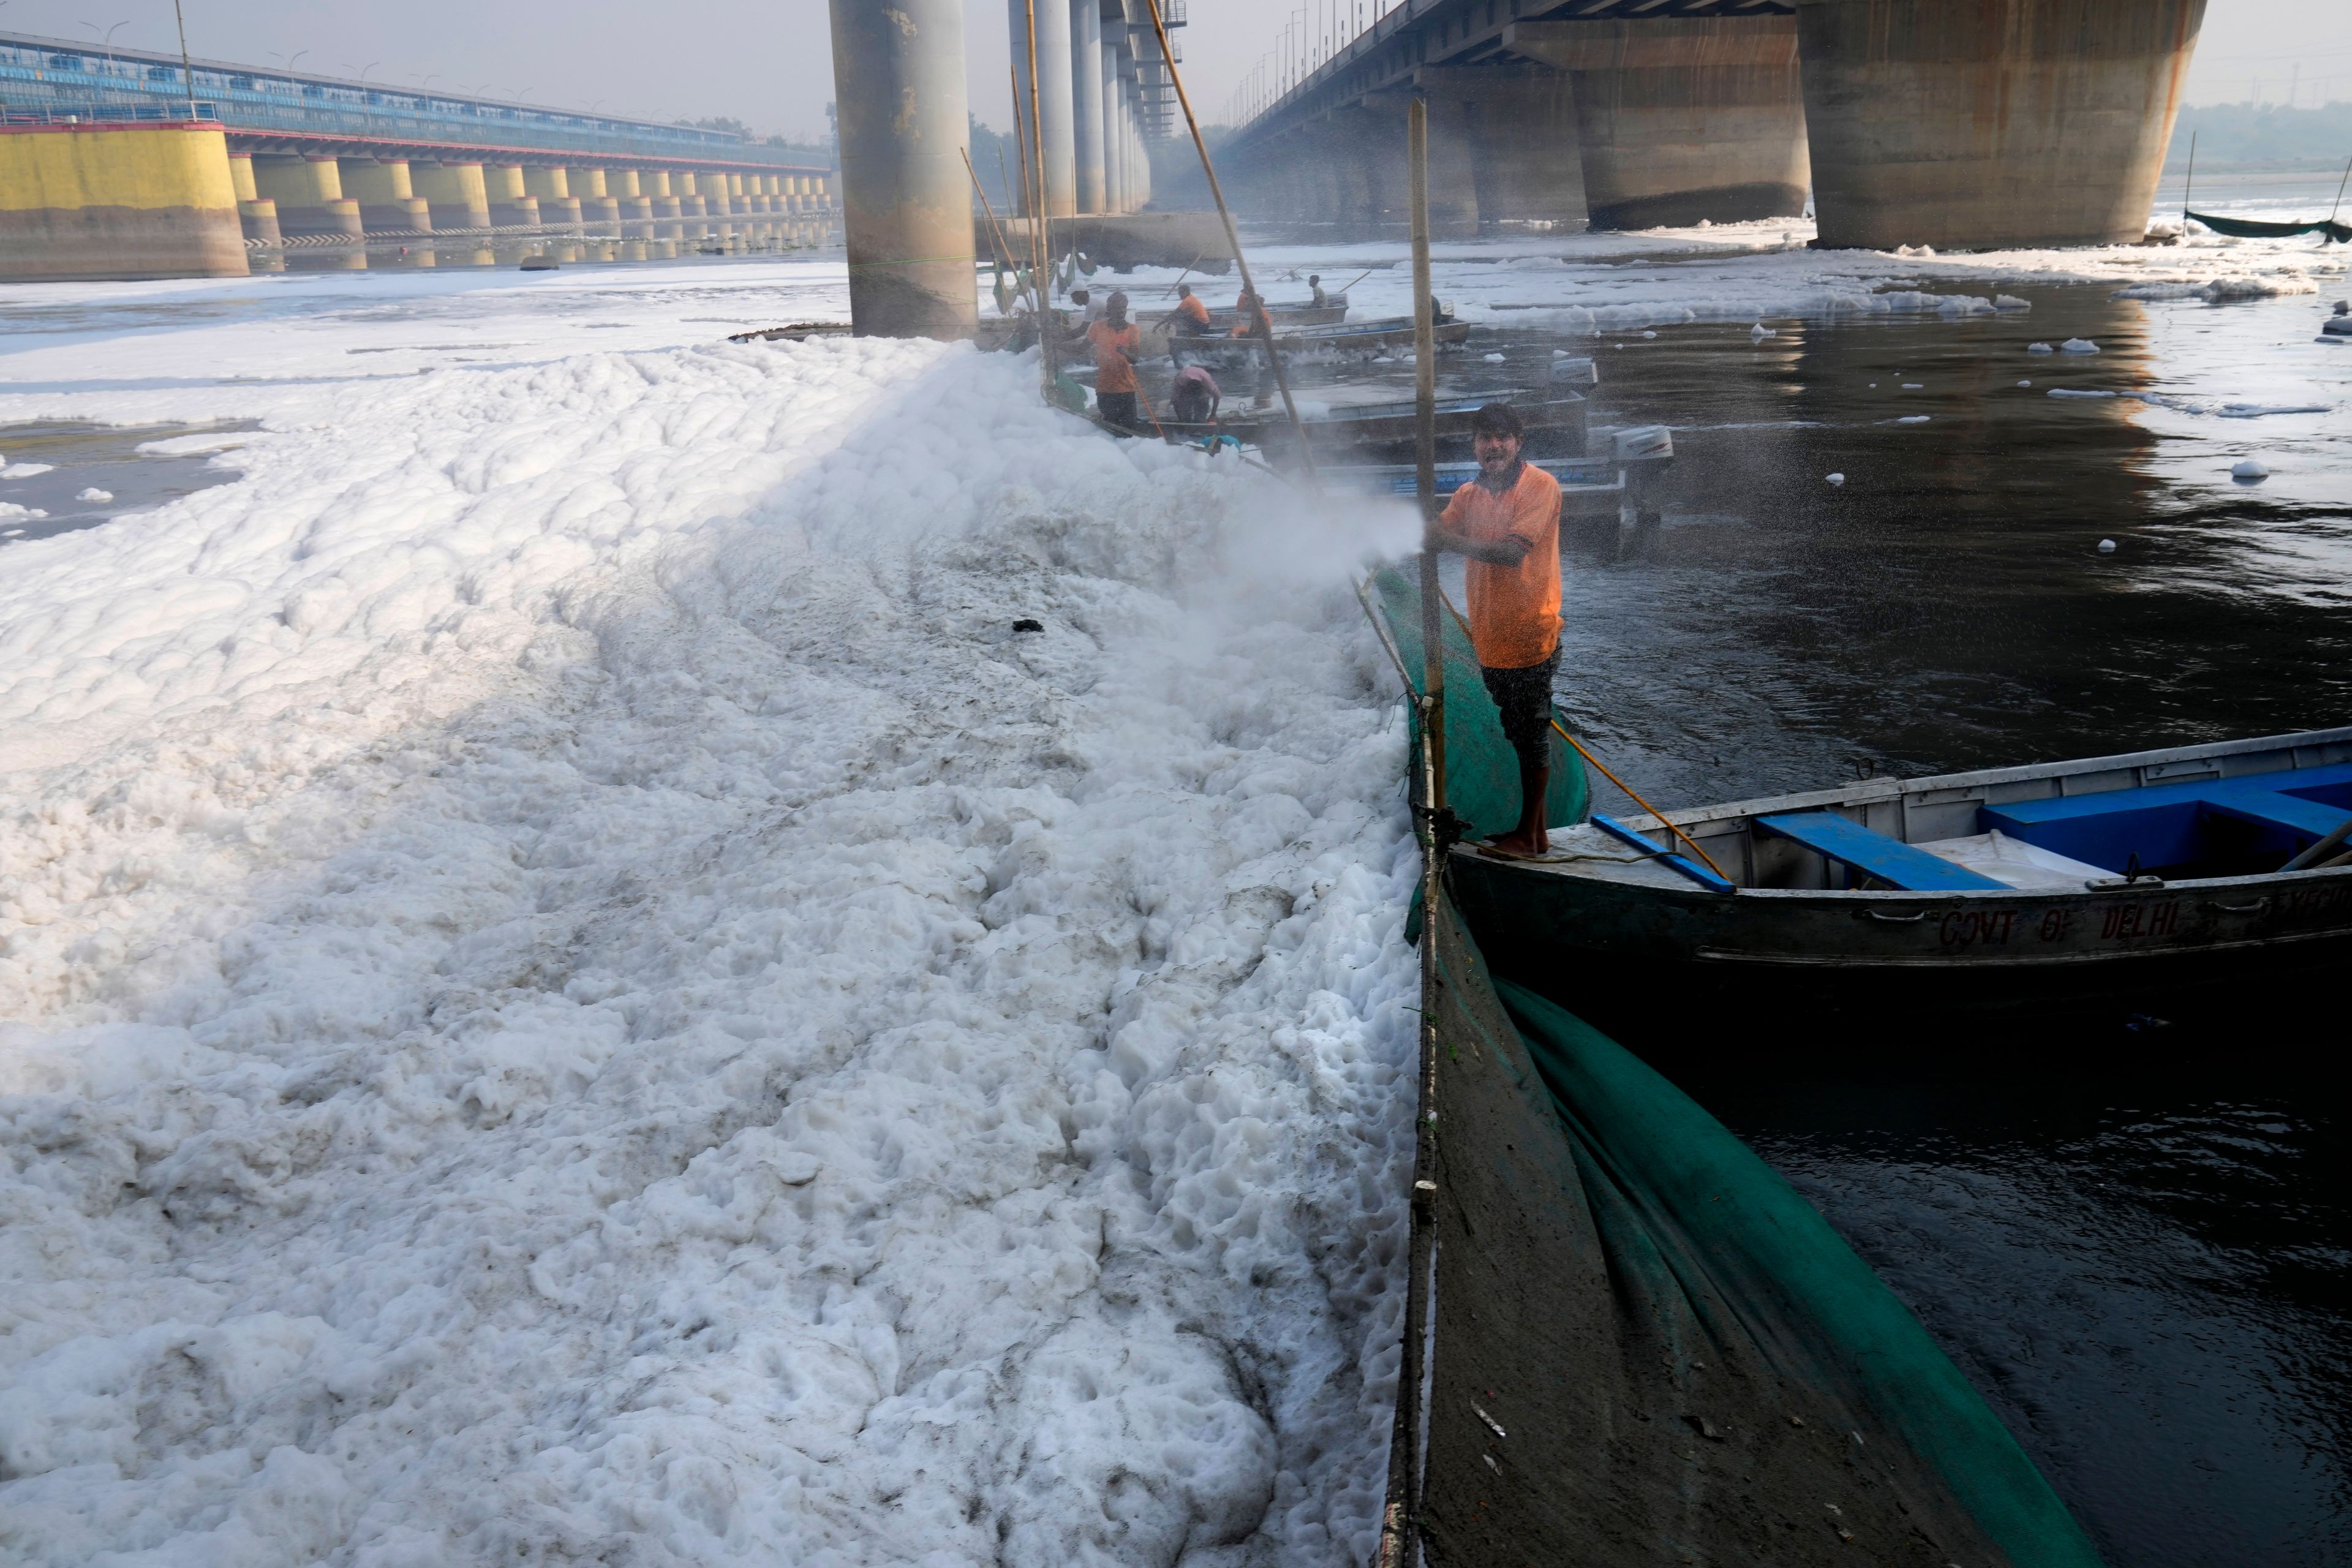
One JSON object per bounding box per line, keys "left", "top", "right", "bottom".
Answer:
{"left": 1486, "top": 829, "right": 1546, "bottom": 858}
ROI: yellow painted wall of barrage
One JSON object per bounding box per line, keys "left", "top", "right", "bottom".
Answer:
{"left": 0, "top": 123, "right": 238, "bottom": 214}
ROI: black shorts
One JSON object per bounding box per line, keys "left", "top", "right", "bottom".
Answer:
{"left": 1480, "top": 650, "right": 1559, "bottom": 767}
{"left": 1096, "top": 391, "right": 1139, "bottom": 429}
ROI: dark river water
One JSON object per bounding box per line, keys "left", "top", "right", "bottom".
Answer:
{"left": 1473, "top": 281, "right": 2352, "bottom": 1566}
{"left": 1261, "top": 259, "right": 2352, "bottom": 1564}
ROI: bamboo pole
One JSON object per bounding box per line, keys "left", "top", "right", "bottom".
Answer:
{"left": 1412, "top": 95, "right": 1444, "bottom": 821}
{"left": 1137, "top": 0, "right": 1318, "bottom": 484}
{"left": 1021, "top": 0, "right": 1058, "bottom": 396}
{"left": 963, "top": 147, "right": 1019, "bottom": 293}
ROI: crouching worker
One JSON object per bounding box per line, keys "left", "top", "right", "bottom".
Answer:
{"left": 1424, "top": 402, "right": 1562, "bottom": 858}
{"left": 1170, "top": 363, "right": 1220, "bottom": 425}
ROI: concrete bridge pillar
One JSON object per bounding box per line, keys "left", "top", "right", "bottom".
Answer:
{"left": 1, "top": 121, "right": 249, "bottom": 281}
{"left": 1415, "top": 92, "right": 1484, "bottom": 234}
{"left": 832, "top": 0, "right": 974, "bottom": 336}
{"left": 254, "top": 154, "right": 364, "bottom": 237}
{"left": 1505, "top": 17, "right": 1808, "bottom": 229}
{"left": 526, "top": 167, "right": 582, "bottom": 229}
{"left": 568, "top": 167, "right": 622, "bottom": 230}
{"left": 227, "top": 150, "right": 282, "bottom": 244}
{"left": 481, "top": 163, "right": 539, "bottom": 228}
{"left": 412, "top": 162, "right": 492, "bottom": 230}
{"left": 1071, "top": 0, "right": 1106, "bottom": 213}
{"left": 1796, "top": 0, "right": 2204, "bottom": 249}
{"left": 1009, "top": 0, "right": 1077, "bottom": 215}
{"left": 1421, "top": 68, "right": 1587, "bottom": 229}
{"left": 677, "top": 173, "right": 707, "bottom": 235}
{"left": 343, "top": 160, "right": 433, "bottom": 233}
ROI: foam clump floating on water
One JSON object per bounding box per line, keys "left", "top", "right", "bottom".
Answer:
{"left": 2060, "top": 337, "right": 2100, "bottom": 353}
{"left": 2049, "top": 388, "right": 2119, "bottom": 399}
{"left": 1750, "top": 322, "right": 1776, "bottom": 341}
{"left": 75, "top": 488, "right": 113, "bottom": 502}
{"left": 2, "top": 461, "right": 55, "bottom": 478}
{"left": 1826, "top": 472, "right": 1846, "bottom": 486}
{"left": 1483, "top": 352, "right": 1506, "bottom": 363}
{"left": 2018, "top": 380, "right": 2033, "bottom": 387}
{"left": 0, "top": 501, "right": 49, "bottom": 520}
{"left": 2233, "top": 458, "right": 2271, "bottom": 480}
{"left": 2099, "top": 538, "right": 2118, "bottom": 552}
{"left": 1996, "top": 295, "right": 2032, "bottom": 311}
{"left": 2027, "top": 341, "right": 2056, "bottom": 354}
{"left": 1895, "top": 415, "right": 1931, "bottom": 424}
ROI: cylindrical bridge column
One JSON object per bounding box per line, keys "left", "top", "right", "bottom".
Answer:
{"left": 252, "top": 154, "right": 364, "bottom": 237}
{"left": 342, "top": 158, "right": 434, "bottom": 233}
{"left": 1504, "top": 17, "right": 1808, "bottom": 230}
{"left": 526, "top": 166, "right": 581, "bottom": 229}
{"left": 1071, "top": 0, "right": 1106, "bottom": 214}
{"left": 481, "top": 163, "right": 540, "bottom": 228}
{"left": 1796, "top": 0, "right": 2206, "bottom": 249}
{"left": 411, "top": 162, "right": 492, "bottom": 230}
{"left": 1009, "top": 0, "right": 1077, "bottom": 215}
{"left": 568, "top": 167, "right": 622, "bottom": 230}
{"left": 831, "top": 0, "right": 975, "bottom": 337}
{"left": 227, "top": 149, "right": 282, "bottom": 243}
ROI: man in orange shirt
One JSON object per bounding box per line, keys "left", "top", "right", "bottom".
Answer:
{"left": 1427, "top": 402, "right": 1563, "bottom": 858}
{"left": 1085, "top": 290, "right": 1144, "bottom": 429}
{"left": 1168, "top": 282, "right": 1214, "bottom": 369}
{"left": 1230, "top": 290, "right": 1278, "bottom": 409}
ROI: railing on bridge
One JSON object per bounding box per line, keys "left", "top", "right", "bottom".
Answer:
{"left": 0, "top": 36, "right": 815, "bottom": 166}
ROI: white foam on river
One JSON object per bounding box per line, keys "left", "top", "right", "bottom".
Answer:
{"left": 1, "top": 324, "right": 1425, "bottom": 1565}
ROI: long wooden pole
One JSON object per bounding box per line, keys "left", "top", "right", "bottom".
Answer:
{"left": 1374, "top": 91, "right": 1442, "bottom": 1568}
{"left": 1138, "top": 0, "right": 1319, "bottom": 485}
{"left": 1021, "top": 0, "right": 1058, "bottom": 396}
{"left": 1008, "top": 66, "right": 1041, "bottom": 311}
{"left": 1411, "top": 96, "right": 1444, "bottom": 820}
{"left": 2329, "top": 150, "right": 2352, "bottom": 227}
{"left": 963, "top": 148, "right": 1019, "bottom": 288}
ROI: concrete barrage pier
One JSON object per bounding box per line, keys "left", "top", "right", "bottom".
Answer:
{"left": 0, "top": 30, "right": 842, "bottom": 282}
{"left": 1219, "top": 0, "right": 2206, "bottom": 249}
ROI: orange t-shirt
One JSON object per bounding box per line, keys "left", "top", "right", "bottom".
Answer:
{"left": 1229, "top": 301, "right": 1271, "bottom": 339}
{"left": 1086, "top": 320, "right": 1141, "bottom": 394}
{"left": 1441, "top": 463, "right": 1562, "bottom": 669}
{"left": 1175, "top": 295, "right": 1212, "bottom": 330}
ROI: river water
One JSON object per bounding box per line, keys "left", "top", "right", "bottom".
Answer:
{"left": 1477, "top": 281, "right": 2350, "bottom": 1564}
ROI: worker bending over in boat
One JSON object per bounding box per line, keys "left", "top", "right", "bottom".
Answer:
{"left": 1170, "top": 364, "right": 1220, "bottom": 425}
{"left": 1085, "top": 290, "right": 1144, "bottom": 430}
{"left": 1425, "top": 402, "right": 1562, "bottom": 859}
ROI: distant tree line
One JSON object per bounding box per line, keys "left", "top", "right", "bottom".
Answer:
{"left": 2166, "top": 102, "right": 2352, "bottom": 172}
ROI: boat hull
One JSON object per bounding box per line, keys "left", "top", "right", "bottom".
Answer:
{"left": 1450, "top": 846, "right": 2352, "bottom": 1017}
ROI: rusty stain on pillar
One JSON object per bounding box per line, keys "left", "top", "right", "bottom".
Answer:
{"left": 830, "top": 0, "right": 977, "bottom": 339}
{"left": 1506, "top": 17, "right": 1808, "bottom": 230}
{"left": 1797, "top": 0, "right": 2205, "bottom": 249}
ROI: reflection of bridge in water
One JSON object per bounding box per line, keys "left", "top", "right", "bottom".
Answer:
{"left": 1, "top": 31, "right": 837, "bottom": 279}
{"left": 1214, "top": 0, "right": 2206, "bottom": 252}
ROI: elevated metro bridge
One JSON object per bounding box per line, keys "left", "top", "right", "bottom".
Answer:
{"left": 1219, "top": 0, "right": 2206, "bottom": 251}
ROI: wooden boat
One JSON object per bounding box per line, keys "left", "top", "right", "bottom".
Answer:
{"left": 1142, "top": 293, "right": 1348, "bottom": 330}
{"left": 1443, "top": 725, "right": 2352, "bottom": 1014}
{"left": 1324, "top": 451, "right": 1630, "bottom": 513}
{"left": 1155, "top": 390, "right": 1587, "bottom": 456}
{"left": 1178, "top": 315, "right": 1471, "bottom": 363}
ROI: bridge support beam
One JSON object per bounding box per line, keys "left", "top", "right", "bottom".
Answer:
{"left": 1796, "top": 0, "right": 2204, "bottom": 249}
{"left": 831, "top": 0, "right": 974, "bottom": 337}
{"left": 227, "top": 151, "right": 281, "bottom": 244}
{"left": 412, "top": 162, "right": 492, "bottom": 231}
{"left": 482, "top": 164, "right": 540, "bottom": 228}
{"left": 1071, "top": 0, "right": 1106, "bottom": 214}
{"left": 1010, "top": 0, "right": 1077, "bottom": 215}
{"left": 525, "top": 167, "right": 581, "bottom": 230}
{"left": 0, "top": 121, "right": 249, "bottom": 281}
{"left": 1420, "top": 68, "right": 1587, "bottom": 229}
{"left": 1506, "top": 17, "right": 1807, "bottom": 230}
{"left": 343, "top": 159, "right": 433, "bottom": 233}
{"left": 254, "top": 154, "right": 364, "bottom": 238}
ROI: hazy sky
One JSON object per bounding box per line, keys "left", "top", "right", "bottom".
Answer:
{"left": 1, "top": 0, "right": 2340, "bottom": 142}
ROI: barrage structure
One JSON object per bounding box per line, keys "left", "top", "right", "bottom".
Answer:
{"left": 0, "top": 31, "right": 837, "bottom": 281}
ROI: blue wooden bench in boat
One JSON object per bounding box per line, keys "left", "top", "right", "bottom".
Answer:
{"left": 1755, "top": 811, "right": 2011, "bottom": 892}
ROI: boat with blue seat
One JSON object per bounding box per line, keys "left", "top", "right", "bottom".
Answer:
{"left": 1444, "top": 726, "right": 2352, "bottom": 1012}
